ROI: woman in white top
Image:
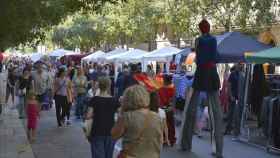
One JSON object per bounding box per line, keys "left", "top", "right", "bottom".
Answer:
{"left": 53, "top": 68, "right": 72, "bottom": 126}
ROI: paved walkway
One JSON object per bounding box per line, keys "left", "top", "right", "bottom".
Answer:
{"left": 31, "top": 108, "right": 91, "bottom": 158}
{"left": 29, "top": 108, "right": 280, "bottom": 158}
{"left": 1, "top": 104, "right": 279, "bottom": 158}
{"left": 0, "top": 107, "right": 35, "bottom": 158}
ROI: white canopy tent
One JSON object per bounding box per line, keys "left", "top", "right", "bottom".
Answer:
{"left": 105, "top": 51, "right": 129, "bottom": 62}
{"left": 142, "top": 46, "right": 181, "bottom": 72}
{"left": 99, "top": 48, "right": 127, "bottom": 63}
{"left": 114, "top": 49, "right": 148, "bottom": 63}
{"left": 81, "top": 50, "right": 105, "bottom": 63}
{"left": 142, "top": 46, "right": 181, "bottom": 62}
{"left": 49, "top": 49, "right": 78, "bottom": 58}
{"left": 30, "top": 53, "right": 44, "bottom": 62}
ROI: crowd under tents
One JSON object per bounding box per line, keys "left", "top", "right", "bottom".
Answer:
{"left": 105, "top": 49, "right": 148, "bottom": 79}
{"left": 63, "top": 54, "right": 89, "bottom": 65}
{"left": 216, "top": 32, "right": 272, "bottom": 63}
{"left": 81, "top": 50, "right": 105, "bottom": 63}
{"left": 24, "top": 32, "right": 274, "bottom": 73}
{"left": 245, "top": 47, "right": 280, "bottom": 64}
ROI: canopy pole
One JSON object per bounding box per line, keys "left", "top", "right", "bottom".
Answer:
{"left": 166, "top": 62, "right": 170, "bottom": 73}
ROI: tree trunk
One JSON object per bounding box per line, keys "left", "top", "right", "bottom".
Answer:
{"left": 177, "top": 37, "right": 180, "bottom": 48}
{"left": 148, "top": 41, "right": 152, "bottom": 51}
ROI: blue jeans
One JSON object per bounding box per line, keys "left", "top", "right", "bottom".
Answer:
{"left": 17, "top": 96, "right": 25, "bottom": 118}
{"left": 90, "top": 136, "right": 115, "bottom": 158}
{"left": 75, "top": 94, "right": 86, "bottom": 118}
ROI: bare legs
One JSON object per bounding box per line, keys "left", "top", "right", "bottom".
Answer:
{"left": 28, "top": 128, "right": 36, "bottom": 143}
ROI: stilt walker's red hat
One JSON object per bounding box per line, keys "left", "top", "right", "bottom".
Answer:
{"left": 199, "top": 19, "right": 210, "bottom": 34}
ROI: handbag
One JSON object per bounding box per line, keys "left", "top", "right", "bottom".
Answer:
{"left": 17, "top": 88, "right": 26, "bottom": 97}
{"left": 83, "top": 108, "right": 93, "bottom": 142}
{"left": 175, "top": 97, "right": 186, "bottom": 111}
{"left": 117, "top": 112, "right": 152, "bottom": 158}
{"left": 83, "top": 119, "right": 93, "bottom": 141}
{"left": 53, "top": 80, "right": 66, "bottom": 99}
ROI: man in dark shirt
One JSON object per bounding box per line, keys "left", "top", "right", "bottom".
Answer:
{"left": 90, "top": 65, "right": 107, "bottom": 92}
{"left": 123, "top": 64, "right": 139, "bottom": 90}
{"left": 225, "top": 65, "right": 240, "bottom": 135}
{"left": 115, "top": 67, "right": 129, "bottom": 98}
{"left": 228, "top": 66, "right": 239, "bottom": 100}
{"left": 90, "top": 65, "right": 106, "bottom": 82}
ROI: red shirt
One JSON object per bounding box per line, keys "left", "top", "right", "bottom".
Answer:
{"left": 158, "top": 86, "right": 175, "bottom": 107}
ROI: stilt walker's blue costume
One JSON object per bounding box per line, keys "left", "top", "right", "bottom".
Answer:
{"left": 179, "top": 19, "right": 224, "bottom": 158}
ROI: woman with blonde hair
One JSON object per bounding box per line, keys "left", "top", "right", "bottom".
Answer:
{"left": 112, "top": 85, "right": 163, "bottom": 158}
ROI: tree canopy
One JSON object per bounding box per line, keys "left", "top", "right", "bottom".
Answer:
{"left": 0, "top": 0, "right": 121, "bottom": 50}
{"left": 1, "top": 0, "right": 279, "bottom": 51}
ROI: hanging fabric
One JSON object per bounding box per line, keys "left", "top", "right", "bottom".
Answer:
{"left": 250, "top": 64, "right": 270, "bottom": 126}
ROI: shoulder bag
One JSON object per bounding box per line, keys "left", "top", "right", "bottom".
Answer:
{"left": 53, "top": 79, "right": 66, "bottom": 100}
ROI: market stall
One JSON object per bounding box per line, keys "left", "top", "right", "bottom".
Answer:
{"left": 98, "top": 48, "right": 126, "bottom": 63}
{"left": 245, "top": 47, "right": 280, "bottom": 64}
{"left": 206, "top": 32, "right": 276, "bottom": 153}
{"left": 143, "top": 46, "right": 181, "bottom": 62}
{"left": 114, "top": 49, "right": 148, "bottom": 63}
{"left": 104, "top": 49, "right": 147, "bottom": 80}
{"left": 175, "top": 48, "right": 192, "bottom": 65}
{"left": 245, "top": 47, "right": 280, "bottom": 153}
{"left": 175, "top": 48, "right": 193, "bottom": 72}
{"left": 142, "top": 46, "right": 181, "bottom": 73}
{"left": 216, "top": 32, "right": 272, "bottom": 63}
{"left": 81, "top": 50, "right": 105, "bottom": 63}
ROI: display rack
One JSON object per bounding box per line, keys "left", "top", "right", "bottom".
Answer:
{"left": 266, "top": 89, "right": 280, "bottom": 153}
{"left": 238, "top": 65, "right": 280, "bottom": 155}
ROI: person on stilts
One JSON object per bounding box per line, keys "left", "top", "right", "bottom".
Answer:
{"left": 179, "top": 19, "right": 224, "bottom": 158}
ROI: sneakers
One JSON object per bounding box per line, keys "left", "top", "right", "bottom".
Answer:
{"left": 211, "top": 152, "right": 223, "bottom": 158}
{"left": 66, "top": 120, "right": 71, "bottom": 125}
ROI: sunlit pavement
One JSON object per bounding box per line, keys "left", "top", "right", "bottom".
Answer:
{"left": 21, "top": 107, "right": 278, "bottom": 158}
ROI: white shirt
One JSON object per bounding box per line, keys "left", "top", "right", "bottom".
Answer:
{"left": 158, "top": 108, "right": 166, "bottom": 122}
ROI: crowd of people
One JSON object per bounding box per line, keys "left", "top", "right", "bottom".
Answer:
{"left": 0, "top": 19, "right": 246, "bottom": 158}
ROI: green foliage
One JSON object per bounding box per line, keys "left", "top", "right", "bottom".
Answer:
{"left": 0, "top": 0, "right": 121, "bottom": 51}
{"left": 1, "top": 0, "right": 278, "bottom": 51}
{"left": 186, "top": 0, "right": 277, "bottom": 31}
{"left": 0, "top": 0, "right": 70, "bottom": 50}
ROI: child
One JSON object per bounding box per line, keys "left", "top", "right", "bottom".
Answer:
{"left": 26, "top": 91, "right": 40, "bottom": 143}
{"left": 149, "top": 91, "right": 170, "bottom": 146}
